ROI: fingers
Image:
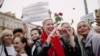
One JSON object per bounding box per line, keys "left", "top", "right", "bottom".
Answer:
{"left": 59, "top": 28, "right": 73, "bottom": 37}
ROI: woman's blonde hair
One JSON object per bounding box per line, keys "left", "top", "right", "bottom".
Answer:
{"left": 77, "top": 21, "right": 91, "bottom": 37}
{"left": 42, "top": 19, "right": 53, "bottom": 25}
{"left": 61, "top": 22, "right": 76, "bottom": 36}
{"left": 0, "top": 29, "right": 13, "bottom": 43}
{"left": 61, "top": 22, "right": 70, "bottom": 27}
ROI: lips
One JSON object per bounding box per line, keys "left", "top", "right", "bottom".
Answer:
{"left": 80, "top": 30, "right": 88, "bottom": 35}
{"left": 6, "top": 38, "right": 12, "bottom": 42}
{"left": 81, "top": 30, "right": 86, "bottom": 33}
{"left": 48, "top": 27, "right": 54, "bottom": 31}
{"left": 8, "top": 38, "right": 12, "bottom": 40}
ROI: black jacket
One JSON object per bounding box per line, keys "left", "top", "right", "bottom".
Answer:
{"left": 60, "top": 36, "right": 82, "bottom": 56}
{"left": 82, "top": 39, "right": 95, "bottom": 56}
{"left": 30, "top": 38, "right": 51, "bottom": 56}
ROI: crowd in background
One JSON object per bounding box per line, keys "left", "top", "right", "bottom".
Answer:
{"left": 0, "top": 19, "right": 100, "bottom": 56}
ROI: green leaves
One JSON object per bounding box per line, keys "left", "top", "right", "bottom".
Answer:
{"left": 88, "top": 19, "right": 94, "bottom": 27}
{"left": 54, "top": 12, "right": 63, "bottom": 23}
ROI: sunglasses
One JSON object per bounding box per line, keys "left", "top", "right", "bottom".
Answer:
{"left": 4, "top": 34, "right": 12, "bottom": 37}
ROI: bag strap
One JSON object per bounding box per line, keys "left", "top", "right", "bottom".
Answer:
{"left": 4, "top": 45, "right": 9, "bottom": 56}
{"left": 91, "top": 41, "right": 95, "bottom": 56}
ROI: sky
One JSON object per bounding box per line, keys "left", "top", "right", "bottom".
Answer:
{"left": 0, "top": 0, "right": 99, "bottom": 29}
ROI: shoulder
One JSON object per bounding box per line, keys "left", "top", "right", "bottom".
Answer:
{"left": 92, "top": 33, "right": 100, "bottom": 39}
{"left": 31, "top": 39, "right": 41, "bottom": 47}
{"left": 89, "top": 30, "right": 100, "bottom": 39}
{"left": 37, "top": 39, "right": 41, "bottom": 43}
{"left": 92, "top": 33, "right": 100, "bottom": 43}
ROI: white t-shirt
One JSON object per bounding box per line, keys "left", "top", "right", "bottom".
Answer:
{"left": 0, "top": 44, "right": 16, "bottom": 56}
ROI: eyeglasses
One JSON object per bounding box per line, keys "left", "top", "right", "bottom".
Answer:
{"left": 65, "top": 27, "right": 71, "bottom": 29}
{"left": 4, "top": 34, "right": 12, "bottom": 37}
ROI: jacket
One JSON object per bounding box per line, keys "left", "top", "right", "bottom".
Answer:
{"left": 41, "top": 32, "right": 65, "bottom": 56}
{"left": 82, "top": 30, "right": 100, "bottom": 56}
{"left": 30, "top": 38, "right": 51, "bottom": 56}
{"left": 60, "top": 36, "right": 82, "bottom": 56}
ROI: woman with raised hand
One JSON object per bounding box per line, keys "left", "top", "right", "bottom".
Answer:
{"left": 41, "top": 19, "right": 65, "bottom": 56}
{"left": 77, "top": 21, "right": 100, "bottom": 56}
{"left": 58, "top": 22, "right": 81, "bottom": 56}
{"left": 30, "top": 19, "right": 64, "bottom": 56}
{"left": 0, "top": 29, "right": 16, "bottom": 56}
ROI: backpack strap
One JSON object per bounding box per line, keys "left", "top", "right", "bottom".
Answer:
{"left": 4, "top": 45, "right": 9, "bottom": 56}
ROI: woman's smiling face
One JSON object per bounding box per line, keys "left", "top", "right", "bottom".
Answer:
{"left": 43, "top": 19, "right": 54, "bottom": 35}
{"left": 77, "top": 21, "right": 90, "bottom": 36}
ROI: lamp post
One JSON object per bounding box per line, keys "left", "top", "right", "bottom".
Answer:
{"left": 71, "top": 8, "right": 75, "bottom": 25}
{"left": 0, "top": 0, "right": 4, "bottom": 8}
{"left": 2, "top": 17, "right": 5, "bottom": 30}
{"left": 48, "top": 10, "right": 52, "bottom": 19}
{"left": 84, "top": 0, "right": 88, "bottom": 14}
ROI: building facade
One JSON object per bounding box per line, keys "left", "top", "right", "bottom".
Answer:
{"left": 0, "top": 12, "right": 37, "bottom": 34}
{"left": 0, "top": 12, "right": 23, "bottom": 34}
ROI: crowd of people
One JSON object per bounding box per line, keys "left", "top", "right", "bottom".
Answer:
{"left": 0, "top": 19, "right": 100, "bottom": 56}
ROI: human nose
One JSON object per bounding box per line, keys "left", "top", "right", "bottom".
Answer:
{"left": 81, "top": 26, "right": 85, "bottom": 30}
{"left": 50, "top": 24, "right": 54, "bottom": 28}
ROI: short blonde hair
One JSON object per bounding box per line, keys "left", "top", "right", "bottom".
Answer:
{"left": 0, "top": 29, "right": 13, "bottom": 43}
{"left": 42, "top": 19, "right": 53, "bottom": 25}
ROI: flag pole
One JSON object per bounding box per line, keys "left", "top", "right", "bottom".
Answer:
{"left": 0, "top": 0, "right": 4, "bottom": 8}
{"left": 84, "top": 0, "right": 88, "bottom": 14}
{"left": 48, "top": 10, "right": 52, "bottom": 19}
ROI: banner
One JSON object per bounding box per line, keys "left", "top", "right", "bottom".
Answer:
{"left": 81, "top": 13, "right": 95, "bottom": 23}
{"left": 22, "top": 2, "right": 50, "bottom": 23}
